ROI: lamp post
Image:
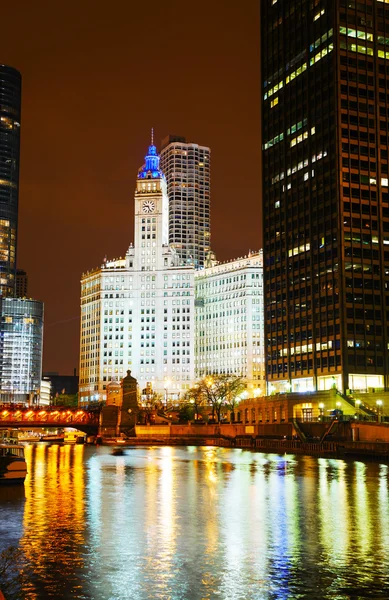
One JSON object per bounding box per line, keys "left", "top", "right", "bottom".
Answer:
{"left": 164, "top": 378, "right": 171, "bottom": 406}
{"left": 355, "top": 399, "right": 361, "bottom": 420}
{"left": 319, "top": 403, "right": 324, "bottom": 420}
{"left": 376, "top": 399, "right": 383, "bottom": 423}
{"left": 336, "top": 401, "right": 342, "bottom": 419}
{"left": 189, "top": 398, "right": 195, "bottom": 421}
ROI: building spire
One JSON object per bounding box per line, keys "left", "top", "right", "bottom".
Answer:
{"left": 137, "top": 132, "right": 164, "bottom": 180}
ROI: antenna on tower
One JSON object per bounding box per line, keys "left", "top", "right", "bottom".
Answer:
{"left": 151, "top": 127, "right": 154, "bottom": 146}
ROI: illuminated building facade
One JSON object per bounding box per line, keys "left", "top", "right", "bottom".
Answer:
{"left": 40, "top": 378, "right": 51, "bottom": 405}
{"left": 0, "top": 298, "right": 44, "bottom": 403}
{"left": 160, "top": 135, "right": 211, "bottom": 269}
{"left": 262, "top": 0, "right": 389, "bottom": 395}
{"left": 79, "top": 141, "right": 195, "bottom": 405}
{"left": 195, "top": 251, "right": 265, "bottom": 396}
{"left": 0, "top": 65, "right": 21, "bottom": 297}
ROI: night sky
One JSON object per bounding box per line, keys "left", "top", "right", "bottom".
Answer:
{"left": 0, "top": 0, "right": 261, "bottom": 375}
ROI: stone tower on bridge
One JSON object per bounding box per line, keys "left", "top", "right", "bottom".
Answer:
{"left": 100, "top": 371, "right": 139, "bottom": 437}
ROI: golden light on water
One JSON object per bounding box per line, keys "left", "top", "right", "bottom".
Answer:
{"left": 354, "top": 461, "right": 371, "bottom": 556}
{"left": 20, "top": 444, "right": 87, "bottom": 598}
{"left": 3, "top": 446, "right": 388, "bottom": 599}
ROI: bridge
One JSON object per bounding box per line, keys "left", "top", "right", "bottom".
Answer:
{"left": 0, "top": 405, "right": 100, "bottom": 435}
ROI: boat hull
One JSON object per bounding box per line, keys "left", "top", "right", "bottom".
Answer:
{"left": 0, "top": 458, "right": 27, "bottom": 484}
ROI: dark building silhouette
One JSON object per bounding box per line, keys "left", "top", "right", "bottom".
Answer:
{"left": 262, "top": 0, "right": 389, "bottom": 395}
{"left": 0, "top": 65, "right": 21, "bottom": 297}
{"left": 15, "top": 269, "right": 27, "bottom": 297}
{"left": 43, "top": 371, "right": 79, "bottom": 397}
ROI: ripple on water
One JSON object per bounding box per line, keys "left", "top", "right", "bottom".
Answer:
{"left": 0, "top": 446, "right": 388, "bottom": 600}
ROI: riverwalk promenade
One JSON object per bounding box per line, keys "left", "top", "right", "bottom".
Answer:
{"left": 106, "top": 421, "right": 389, "bottom": 461}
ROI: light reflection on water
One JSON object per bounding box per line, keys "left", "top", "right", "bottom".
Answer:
{"left": 0, "top": 445, "right": 388, "bottom": 599}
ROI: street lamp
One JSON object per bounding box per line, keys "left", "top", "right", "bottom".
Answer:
{"left": 376, "top": 399, "right": 383, "bottom": 422}
{"left": 164, "top": 378, "right": 171, "bottom": 406}
{"left": 355, "top": 399, "right": 361, "bottom": 420}
{"left": 318, "top": 403, "right": 324, "bottom": 419}
{"left": 189, "top": 398, "right": 195, "bottom": 421}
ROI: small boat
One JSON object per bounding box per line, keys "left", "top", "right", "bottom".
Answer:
{"left": 40, "top": 434, "right": 65, "bottom": 443}
{"left": 111, "top": 447, "right": 125, "bottom": 456}
{"left": 0, "top": 444, "right": 27, "bottom": 484}
{"left": 64, "top": 431, "right": 85, "bottom": 445}
{"left": 18, "top": 432, "right": 41, "bottom": 442}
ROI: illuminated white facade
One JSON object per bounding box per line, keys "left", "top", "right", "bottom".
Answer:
{"left": 79, "top": 142, "right": 195, "bottom": 405}
{"left": 40, "top": 378, "right": 51, "bottom": 405}
{"left": 194, "top": 251, "right": 265, "bottom": 396}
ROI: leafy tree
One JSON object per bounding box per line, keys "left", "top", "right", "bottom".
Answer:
{"left": 139, "top": 390, "right": 163, "bottom": 424}
{"left": 189, "top": 375, "right": 246, "bottom": 423}
{"left": 178, "top": 403, "right": 195, "bottom": 423}
{"left": 183, "top": 386, "right": 206, "bottom": 421}
{"left": 53, "top": 393, "right": 78, "bottom": 407}
{"left": 224, "top": 379, "right": 246, "bottom": 421}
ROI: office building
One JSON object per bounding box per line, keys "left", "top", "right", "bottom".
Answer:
{"left": 0, "top": 298, "right": 44, "bottom": 403}
{"left": 160, "top": 135, "right": 211, "bottom": 269}
{"left": 195, "top": 251, "right": 265, "bottom": 396}
{"left": 262, "top": 0, "right": 389, "bottom": 394}
{"left": 79, "top": 140, "right": 195, "bottom": 405}
{"left": 0, "top": 65, "right": 21, "bottom": 297}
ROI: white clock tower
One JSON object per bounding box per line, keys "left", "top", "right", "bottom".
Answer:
{"left": 79, "top": 134, "right": 196, "bottom": 405}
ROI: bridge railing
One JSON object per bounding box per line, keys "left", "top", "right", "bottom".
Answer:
{"left": 0, "top": 406, "right": 100, "bottom": 425}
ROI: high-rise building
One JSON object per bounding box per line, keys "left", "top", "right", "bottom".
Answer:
{"left": 195, "top": 251, "right": 265, "bottom": 396}
{"left": 79, "top": 140, "right": 195, "bottom": 405}
{"left": 15, "top": 269, "right": 28, "bottom": 297}
{"left": 0, "top": 298, "right": 44, "bottom": 403}
{"left": 0, "top": 68, "right": 44, "bottom": 404}
{"left": 0, "top": 65, "right": 21, "bottom": 297}
{"left": 160, "top": 135, "right": 211, "bottom": 269}
{"left": 262, "top": 0, "right": 389, "bottom": 395}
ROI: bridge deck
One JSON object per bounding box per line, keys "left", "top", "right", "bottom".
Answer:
{"left": 0, "top": 406, "right": 99, "bottom": 434}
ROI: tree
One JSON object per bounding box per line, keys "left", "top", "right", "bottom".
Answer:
{"left": 189, "top": 375, "right": 246, "bottom": 423}
{"left": 53, "top": 393, "right": 78, "bottom": 407}
{"left": 224, "top": 378, "right": 246, "bottom": 421}
{"left": 177, "top": 403, "right": 195, "bottom": 423}
{"left": 139, "top": 390, "right": 163, "bottom": 424}
{"left": 183, "top": 386, "right": 206, "bottom": 421}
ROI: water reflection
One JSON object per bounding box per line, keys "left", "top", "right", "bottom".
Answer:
{"left": 21, "top": 444, "right": 87, "bottom": 599}
{"left": 0, "top": 446, "right": 388, "bottom": 599}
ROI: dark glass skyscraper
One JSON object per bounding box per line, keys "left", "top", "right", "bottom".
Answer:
{"left": 0, "top": 65, "right": 21, "bottom": 297}
{"left": 262, "top": 0, "right": 389, "bottom": 395}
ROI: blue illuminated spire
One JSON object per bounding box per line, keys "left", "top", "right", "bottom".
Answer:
{"left": 138, "top": 128, "right": 165, "bottom": 179}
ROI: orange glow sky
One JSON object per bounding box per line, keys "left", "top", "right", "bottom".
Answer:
{"left": 0, "top": 0, "right": 261, "bottom": 374}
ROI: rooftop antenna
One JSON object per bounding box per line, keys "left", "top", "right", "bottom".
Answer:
{"left": 151, "top": 127, "right": 154, "bottom": 145}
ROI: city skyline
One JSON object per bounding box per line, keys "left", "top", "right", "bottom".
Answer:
{"left": 0, "top": 0, "right": 261, "bottom": 375}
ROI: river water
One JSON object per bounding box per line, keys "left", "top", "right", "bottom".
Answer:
{"left": 0, "top": 444, "right": 388, "bottom": 600}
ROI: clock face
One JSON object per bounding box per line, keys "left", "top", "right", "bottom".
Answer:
{"left": 142, "top": 200, "right": 155, "bottom": 213}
